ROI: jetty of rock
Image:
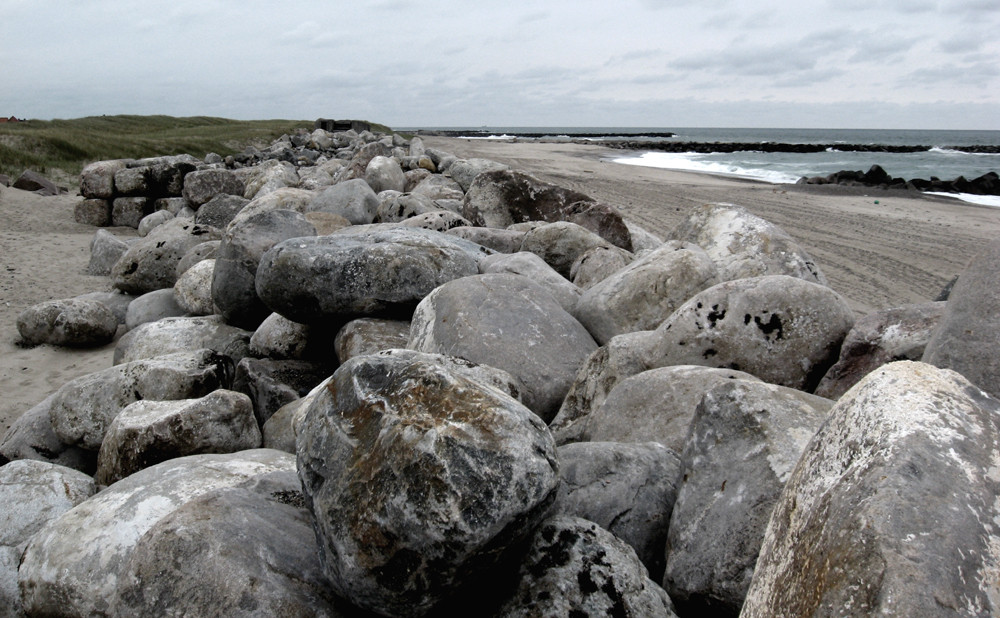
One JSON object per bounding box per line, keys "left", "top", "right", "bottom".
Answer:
{"left": 3, "top": 124, "right": 1000, "bottom": 617}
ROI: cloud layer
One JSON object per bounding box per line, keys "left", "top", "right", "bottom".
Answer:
{"left": 1, "top": 0, "right": 997, "bottom": 128}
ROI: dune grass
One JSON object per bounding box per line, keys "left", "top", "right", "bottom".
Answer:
{"left": 0, "top": 115, "right": 392, "bottom": 181}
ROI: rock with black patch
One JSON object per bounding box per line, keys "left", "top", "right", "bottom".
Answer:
{"left": 16, "top": 298, "right": 119, "bottom": 348}
{"left": 232, "top": 357, "right": 334, "bottom": 426}
{"left": 334, "top": 317, "right": 412, "bottom": 363}
{"left": 114, "top": 315, "right": 251, "bottom": 366}
{"left": 496, "top": 515, "right": 677, "bottom": 617}
{"left": 296, "top": 353, "right": 559, "bottom": 617}
{"left": 111, "top": 218, "right": 221, "bottom": 295}
{"left": 557, "top": 442, "right": 683, "bottom": 582}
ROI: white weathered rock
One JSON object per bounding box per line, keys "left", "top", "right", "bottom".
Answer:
{"left": 172, "top": 258, "right": 216, "bottom": 316}
{"left": 182, "top": 169, "right": 245, "bottom": 207}
{"left": 479, "top": 251, "right": 582, "bottom": 315}
{"left": 114, "top": 315, "right": 251, "bottom": 366}
{"left": 364, "top": 155, "right": 406, "bottom": 193}
{"left": 250, "top": 312, "right": 336, "bottom": 361}
{"left": 743, "top": 362, "right": 1000, "bottom": 616}
{"left": 334, "top": 317, "right": 411, "bottom": 363}
{"left": 124, "top": 288, "right": 187, "bottom": 331}
{"left": 307, "top": 178, "right": 380, "bottom": 225}
{"left": 16, "top": 298, "right": 119, "bottom": 348}
{"left": 87, "top": 229, "right": 130, "bottom": 276}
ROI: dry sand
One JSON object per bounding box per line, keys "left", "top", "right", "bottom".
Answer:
{"left": 2, "top": 137, "right": 999, "bottom": 436}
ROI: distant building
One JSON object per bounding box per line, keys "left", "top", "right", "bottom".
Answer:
{"left": 314, "top": 118, "right": 371, "bottom": 133}
{"left": 0, "top": 116, "right": 22, "bottom": 123}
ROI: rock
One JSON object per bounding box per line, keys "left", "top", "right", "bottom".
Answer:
{"left": 399, "top": 210, "right": 471, "bottom": 233}
{"left": 742, "top": 362, "right": 1000, "bottom": 617}
{"left": 256, "top": 228, "right": 484, "bottom": 324}
{"left": 446, "top": 226, "right": 526, "bottom": 253}
{"left": 296, "top": 353, "right": 559, "bottom": 616}
{"left": 518, "top": 221, "right": 616, "bottom": 278}
{"left": 75, "top": 290, "right": 133, "bottom": 325}
{"left": 175, "top": 239, "right": 220, "bottom": 277}
{"left": 408, "top": 273, "right": 597, "bottom": 421}
{"left": 670, "top": 203, "right": 827, "bottom": 285}
{"left": 232, "top": 358, "right": 333, "bottom": 426}
{"left": 0, "top": 396, "right": 96, "bottom": 473}
{"left": 664, "top": 380, "right": 832, "bottom": 615}
{"left": 114, "top": 315, "right": 251, "bottom": 365}
{"left": 365, "top": 155, "right": 406, "bottom": 193}
{"left": 212, "top": 208, "right": 316, "bottom": 329}
{"left": 922, "top": 238, "right": 1000, "bottom": 400}
{"left": 172, "top": 258, "right": 216, "bottom": 315}
{"left": 241, "top": 159, "right": 298, "bottom": 199}
{"left": 581, "top": 365, "right": 763, "bottom": 452}
{"left": 249, "top": 312, "right": 337, "bottom": 362}
{"left": 48, "top": 349, "right": 231, "bottom": 451}
{"left": 111, "top": 196, "right": 151, "bottom": 228}
{"left": 16, "top": 298, "right": 119, "bottom": 347}
{"left": 13, "top": 169, "right": 63, "bottom": 195}
{"left": 646, "top": 275, "right": 854, "bottom": 392}
{"left": 261, "top": 378, "right": 332, "bottom": 455}
{"left": 124, "top": 288, "right": 187, "bottom": 331}
{"left": 334, "top": 317, "right": 411, "bottom": 363}
{"left": 570, "top": 245, "right": 635, "bottom": 289}
{"left": 87, "top": 228, "right": 130, "bottom": 275}
{"left": 111, "top": 218, "right": 221, "bottom": 295}
{"left": 136, "top": 209, "right": 175, "bottom": 237}
{"left": 411, "top": 174, "right": 465, "bottom": 201}
{"left": 496, "top": 515, "right": 677, "bottom": 617}
{"left": 108, "top": 469, "right": 347, "bottom": 617}
{"left": 625, "top": 220, "right": 664, "bottom": 252}
{"left": 557, "top": 442, "right": 683, "bottom": 582}
{"left": 574, "top": 241, "right": 719, "bottom": 345}
{"left": 74, "top": 198, "right": 111, "bottom": 226}
{"left": 194, "top": 193, "right": 249, "bottom": 229}
{"left": 182, "top": 169, "right": 245, "bottom": 207}
{"left": 95, "top": 390, "right": 261, "bottom": 485}
{"left": 80, "top": 159, "right": 129, "bottom": 199}
{"left": 304, "top": 211, "right": 351, "bottom": 235}
{"left": 376, "top": 192, "right": 438, "bottom": 223}
{"left": 307, "top": 178, "right": 380, "bottom": 225}
{"left": 113, "top": 166, "right": 151, "bottom": 196}
{"left": 816, "top": 301, "right": 946, "bottom": 399}
{"left": 154, "top": 196, "right": 189, "bottom": 215}
{"left": 18, "top": 450, "right": 295, "bottom": 617}
{"left": 447, "top": 157, "right": 510, "bottom": 192}
{"left": 479, "top": 251, "right": 581, "bottom": 315}
{"left": 404, "top": 168, "right": 432, "bottom": 191}
{"left": 229, "top": 187, "right": 315, "bottom": 228}
{"left": 370, "top": 348, "right": 524, "bottom": 402}
{"left": 0, "top": 460, "right": 95, "bottom": 616}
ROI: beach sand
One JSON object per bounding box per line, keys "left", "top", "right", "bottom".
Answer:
{"left": 3, "top": 137, "right": 1000, "bottom": 436}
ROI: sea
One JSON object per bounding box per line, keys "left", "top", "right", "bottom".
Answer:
{"left": 405, "top": 127, "right": 1000, "bottom": 207}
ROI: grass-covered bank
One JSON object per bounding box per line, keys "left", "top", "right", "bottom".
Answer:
{"left": 0, "top": 115, "right": 392, "bottom": 181}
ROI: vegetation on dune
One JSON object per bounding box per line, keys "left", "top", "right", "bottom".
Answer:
{"left": 0, "top": 115, "right": 393, "bottom": 180}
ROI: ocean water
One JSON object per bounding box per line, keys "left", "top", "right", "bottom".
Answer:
{"left": 412, "top": 126, "right": 1000, "bottom": 206}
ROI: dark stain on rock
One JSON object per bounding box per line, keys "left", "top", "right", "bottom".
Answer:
{"left": 704, "top": 348, "right": 717, "bottom": 358}
{"left": 754, "top": 313, "right": 784, "bottom": 340}
{"left": 707, "top": 305, "right": 726, "bottom": 328}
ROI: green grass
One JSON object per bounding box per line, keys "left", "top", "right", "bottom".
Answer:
{"left": 0, "top": 115, "right": 395, "bottom": 180}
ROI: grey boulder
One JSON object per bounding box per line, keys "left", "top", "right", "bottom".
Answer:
{"left": 365, "top": 155, "right": 406, "bottom": 193}
{"left": 172, "top": 258, "right": 216, "bottom": 315}
{"left": 408, "top": 273, "right": 598, "bottom": 421}
{"left": 87, "top": 228, "right": 130, "bottom": 275}
{"left": 182, "top": 168, "right": 245, "bottom": 207}
{"left": 307, "top": 178, "right": 380, "bottom": 225}
{"left": 334, "top": 317, "right": 411, "bottom": 363}
{"left": 114, "top": 315, "right": 251, "bottom": 366}
{"left": 16, "top": 298, "right": 119, "bottom": 347}
{"left": 296, "top": 353, "right": 559, "bottom": 616}
{"left": 447, "top": 157, "right": 509, "bottom": 192}
{"left": 479, "top": 251, "right": 582, "bottom": 314}
{"left": 124, "top": 288, "right": 187, "bottom": 331}
{"left": 111, "top": 218, "right": 221, "bottom": 295}
{"left": 232, "top": 357, "right": 334, "bottom": 426}
{"left": 250, "top": 312, "right": 338, "bottom": 362}
{"left": 518, "top": 221, "right": 616, "bottom": 278}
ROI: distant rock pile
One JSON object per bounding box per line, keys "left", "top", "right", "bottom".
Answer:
{"left": 799, "top": 163, "right": 1000, "bottom": 196}
{"left": 3, "top": 124, "right": 1000, "bottom": 616}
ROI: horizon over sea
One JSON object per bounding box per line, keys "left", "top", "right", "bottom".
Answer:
{"left": 404, "top": 126, "right": 1000, "bottom": 207}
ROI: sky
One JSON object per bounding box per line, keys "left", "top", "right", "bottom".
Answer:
{"left": 1, "top": 0, "right": 998, "bottom": 130}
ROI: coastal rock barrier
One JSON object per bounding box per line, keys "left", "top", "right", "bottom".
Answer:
{"left": 2, "top": 125, "right": 1000, "bottom": 616}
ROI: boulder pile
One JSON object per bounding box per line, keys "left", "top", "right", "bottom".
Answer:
{"left": 2, "top": 124, "right": 999, "bottom": 617}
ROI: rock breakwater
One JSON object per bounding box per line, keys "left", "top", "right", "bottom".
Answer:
{"left": 2, "top": 124, "right": 1000, "bottom": 616}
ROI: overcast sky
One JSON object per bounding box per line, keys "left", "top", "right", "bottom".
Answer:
{"left": 2, "top": 0, "right": 998, "bottom": 129}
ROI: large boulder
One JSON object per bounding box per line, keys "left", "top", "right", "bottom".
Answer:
{"left": 0, "top": 460, "right": 95, "bottom": 616}
{"left": 570, "top": 244, "right": 634, "bottom": 289}
{"left": 447, "top": 157, "right": 509, "bottom": 192}
{"left": 670, "top": 203, "right": 826, "bottom": 284}
{"left": 408, "top": 273, "right": 598, "bottom": 421}
{"left": 194, "top": 193, "right": 249, "bottom": 229}
{"left": 573, "top": 241, "right": 719, "bottom": 345}
{"left": 124, "top": 288, "right": 187, "bottom": 331}
{"left": 447, "top": 226, "right": 526, "bottom": 253}
{"left": 664, "top": 380, "right": 832, "bottom": 616}
{"left": 212, "top": 208, "right": 316, "bottom": 329}
{"left": 80, "top": 159, "right": 129, "bottom": 199}
{"left": 365, "top": 155, "right": 406, "bottom": 193}
{"left": 111, "top": 218, "right": 221, "bottom": 295}
{"left": 18, "top": 450, "right": 296, "bottom": 617}
{"left": 557, "top": 441, "right": 683, "bottom": 582}
{"left": 181, "top": 168, "right": 245, "bottom": 207}
{"left": 16, "top": 298, "right": 119, "bottom": 347}
{"left": 307, "top": 178, "right": 380, "bottom": 224}
{"left": 87, "top": 229, "right": 130, "bottom": 275}
{"left": 496, "top": 516, "right": 677, "bottom": 617}
{"left": 114, "top": 315, "right": 252, "bottom": 366}
{"left": 744, "top": 362, "right": 1000, "bottom": 616}
{"left": 479, "top": 251, "right": 582, "bottom": 314}
{"left": 48, "top": 349, "right": 230, "bottom": 451}
{"left": 296, "top": 353, "right": 559, "bottom": 616}
{"left": 922, "top": 238, "right": 1000, "bottom": 400}
{"left": 645, "top": 275, "right": 854, "bottom": 392}
{"left": 462, "top": 170, "right": 632, "bottom": 249}
{"left": 231, "top": 357, "right": 334, "bottom": 426}
{"left": 334, "top": 317, "right": 411, "bottom": 363}
{"left": 580, "top": 365, "right": 763, "bottom": 452}
{"left": 108, "top": 469, "right": 346, "bottom": 617}
{"left": 241, "top": 159, "right": 298, "bottom": 199}
{"left": 256, "top": 228, "right": 485, "bottom": 324}
{"left": 172, "top": 258, "right": 216, "bottom": 315}
{"left": 816, "top": 300, "right": 945, "bottom": 399}
{"left": 518, "top": 221, "right": 618, "bottom": 278}
{"left": 0, "top": 396, "right": 96, "bottom": 473}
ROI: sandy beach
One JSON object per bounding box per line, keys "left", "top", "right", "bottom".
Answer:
{"left": 3, "top": 137, "right": 1000, "bottom": 436}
